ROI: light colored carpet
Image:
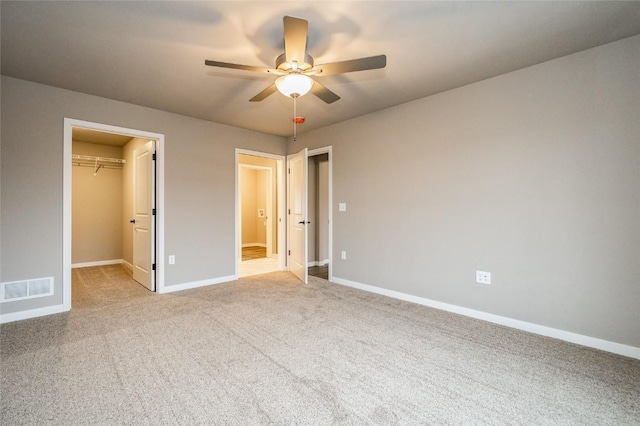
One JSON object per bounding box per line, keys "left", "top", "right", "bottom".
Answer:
{"left": 1, "top": 267, "right": 639, "bottom": 425}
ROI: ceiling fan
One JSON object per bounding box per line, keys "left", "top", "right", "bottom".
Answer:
{"left": 204, "top": 16, "right": 387, "bottom": 104}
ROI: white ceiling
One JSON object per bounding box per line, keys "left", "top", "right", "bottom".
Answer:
{"left": 3, "top": 1, "right": 640, "bottom": 137}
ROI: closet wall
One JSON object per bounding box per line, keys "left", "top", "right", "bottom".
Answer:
{"left": 72, "top": 141, "right": 123, "bottom": 264}
{"left": 240, "top": 168, "right": 265, "bottom": 246}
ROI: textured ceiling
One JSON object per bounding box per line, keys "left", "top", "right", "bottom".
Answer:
{"left": 3, "top": 1, "right": 640, "bottom": 137}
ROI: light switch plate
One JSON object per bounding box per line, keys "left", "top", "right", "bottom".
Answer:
{"left": 339, "top": 203, "right": 347, "bottom": 212}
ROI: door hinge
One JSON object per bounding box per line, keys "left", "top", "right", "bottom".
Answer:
{"left": 288, "top": 168, "right": 291, "bottom": 174}
{"left": 152, "top": 152, "right": 157, "bottom": 160}
{"left": 288, "top": 209, "right": 291, "bottom": 214}
{"left": 152, "top": 208, "right": 156, "bottom": 215}
{"left": 152, "top": 263, "right": 156, "bottom": 271}
{"left": 288, "top": 250, "right": 291, "bottom": 256}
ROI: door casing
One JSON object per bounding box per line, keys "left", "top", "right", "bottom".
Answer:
{"left": 63, "top": 118, "right": 165, "bottom": 310}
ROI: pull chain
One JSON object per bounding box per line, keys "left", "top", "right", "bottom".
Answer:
{"left": 293, "top": 95, "right": 298, "bottom": 141}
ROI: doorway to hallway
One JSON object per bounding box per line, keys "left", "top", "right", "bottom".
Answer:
{"left": 236, "top": 150, "right": 285, "bottom": 278}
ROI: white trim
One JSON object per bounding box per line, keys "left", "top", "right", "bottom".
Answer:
{"left": 331, "top": 276, "right": 640, "bottom": 360}
{"left": 158, "top": 275, "right": 236, "bottom": 294}
{"left": 122, "top": 259, "right": 133, "bottom": 272}
{"left": 0, "top": 303, "right": 66, "bottom": 324}
{"left": 240, "top": 164, "right": 273, "bottom": 171}
{"left": 242, "top": 243, "right": 267, "bottom": 248}
{"left": 64, "top": 118, "right": 166, "bottom": 304}
{"left": 63, "top": 122, "right": 72, "bottom": 311}
{"left": 72, "top": 259, "right": 123, "bottom": 268}
{"left": 307, "top": 259, "right": 329, "bottom": 267}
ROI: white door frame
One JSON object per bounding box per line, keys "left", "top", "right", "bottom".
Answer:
{"left": 307, "top": 146, "right": 333, "bottom": 281}
{"left": 238, "top": 164, "right": 273, "bottom": 256}
{"left": 63, "top": 118, "right": 165, "bottom": 310}
{"left": 235, "top": 149, "right": 286, "bottom": 276}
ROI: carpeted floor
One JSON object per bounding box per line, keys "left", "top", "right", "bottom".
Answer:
{"left": 1, "top": 266, "right": 639, "bottom": 425}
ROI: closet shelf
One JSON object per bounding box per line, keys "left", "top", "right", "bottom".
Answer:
{"left": 72, "top": 154, "right": 125, "bottom": 174}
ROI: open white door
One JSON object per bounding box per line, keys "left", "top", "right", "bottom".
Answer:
{"left": 288, "top": 148, "right": 308, "bottom": 283}
{"left": 132, "top": 140, "right": 155, "bottom": 291}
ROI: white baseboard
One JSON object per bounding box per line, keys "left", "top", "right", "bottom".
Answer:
{"left": 242, "top": 243, "right": 267, "bottom": 248}
{"left": 308, "top": 259, "right": 329, "bottom": 267}
{"left": 121, "top": 260, "right": 133, "bottom": 272}
{"left": 72, "top": 259, "right": 123, "bottom": 268}
{"left": 159, "top": 275, "right": 236, "bottom": 294}
{"left": 331, "top": 276, "right": 640, "bottom": 360}
{"left": 0, "top": 303, "right": 68, "bottom": 324}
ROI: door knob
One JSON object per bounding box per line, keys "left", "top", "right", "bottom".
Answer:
{"left": 129, "top": 219, "right": 136, "bottom": 224}
{"left": 298, "top": 221, "right": 310, "bottom": 224}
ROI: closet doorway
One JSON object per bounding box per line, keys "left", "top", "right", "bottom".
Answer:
{"left": 307, "top": 148, "right": 331, "bottom": 281}
{"left": 64, "top": 118, "right": 165, "bottom": 310}
{"left": 236, "top": 150, "right": 285, "bottom": 278}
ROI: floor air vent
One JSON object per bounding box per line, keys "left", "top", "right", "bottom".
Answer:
{"left": 1, "top": 277, "right": 53, "bottom": 302}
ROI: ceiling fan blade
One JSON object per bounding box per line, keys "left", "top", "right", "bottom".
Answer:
{"left": 249, "top": 83, "right": 278, "bottom": 102}
{"left": 283, "top": 16, "right": 308, "bottom": 65}
{"left": 205, "top": 60, "right": 274, "bottom": 74}
{"left": 310, "top": 80, "right": 340, "bottom": 104}
{"left": 313, "top": 55, "right": 387, "bottom": 76}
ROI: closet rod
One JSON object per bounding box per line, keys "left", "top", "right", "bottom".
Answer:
{"left": 71, "top": 154, "right": 126, "bottom": 164}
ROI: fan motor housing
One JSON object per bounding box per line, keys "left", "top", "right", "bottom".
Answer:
{"left": 276, "top": 53, "right": 314, "bottom": 72}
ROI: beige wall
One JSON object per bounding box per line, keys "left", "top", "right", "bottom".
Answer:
{"left": 255, "top": 170, "right": 267, "bottom": 245}
{"left": 1, "top": 75, "right": 285, "bottom": 316}
{"left": 240, "top": 167, "right": 268, "bottom": 246}
{"left": 289, "top": 35, "right": 640, "bottom": 348}
{"left": 240, "top": 168, "right": 258, "bottom": 245}
{"left": 72, "top": 141, "right": 123, "bottom": 264}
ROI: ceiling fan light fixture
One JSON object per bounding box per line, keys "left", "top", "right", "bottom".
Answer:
{"left": 275, "top": 74, "right": 313, "bottom": 98}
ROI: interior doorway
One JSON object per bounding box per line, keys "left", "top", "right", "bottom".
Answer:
{"left": 307, "top": 152, "right": 330, "bottom": 280}
{"left": 286, "top": 146, "right": 332, "bottom": 284}
{"left": 64, "top": 118, "right": 165, "bottom": 311}
{"left": 236, "top": 150, "right": 285, "bottom": 277}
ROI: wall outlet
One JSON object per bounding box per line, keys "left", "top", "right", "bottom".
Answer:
{"left": 341, "top": 251, "right": 347, "bottom": 260}
{"left": 168, "top": 255, "right": 175, "bottom": 265}
{"left": 476, "top": 270, "right": 491, "bottom": 285}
